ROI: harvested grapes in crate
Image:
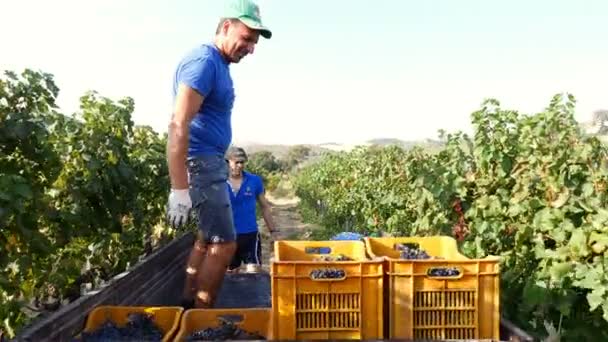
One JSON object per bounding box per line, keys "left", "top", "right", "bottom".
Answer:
{"left": 185, "top": 319, "right": 265, "bottom": 341}
{"left": 394, "top": 243, "right": 432, "bottom": 260}
{"left": 79, "top": 312, "right": 163, "bottom": 341}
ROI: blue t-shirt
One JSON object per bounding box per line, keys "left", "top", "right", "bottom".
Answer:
{"left": 172, "top": 43, "right": 235, "bottom": 157}
{"left": 228, "top": 171, "right": 265, "bottom": 234}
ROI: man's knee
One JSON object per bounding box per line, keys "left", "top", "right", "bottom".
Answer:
{"left": 207, "top": 241, "right": 237, "bottom": 262}
{"left": 194, "top": 238, "right": 206, "bottom": 252}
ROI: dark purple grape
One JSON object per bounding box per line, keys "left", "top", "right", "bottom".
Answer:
{"left": 78, "top": 313, "right": 163, "bottom": 342}
{"left": 186, "top": 320, "right": 265, "bottom": 340}
{"left": 398, "top": 245, "right": 432, "bottom": 260}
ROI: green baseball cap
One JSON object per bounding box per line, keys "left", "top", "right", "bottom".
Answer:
{"left": 223, "top": 0, "right": 272, "bottom": 39}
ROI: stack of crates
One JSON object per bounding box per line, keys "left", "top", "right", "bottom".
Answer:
{"left": 270, "top": 240, "right": 384, "bottom": 340}
{"left": 364, "top": 236, "right": 501, "bottom": 340}
{"left": 79, "top": 235, "right": 499, "bottom": 341}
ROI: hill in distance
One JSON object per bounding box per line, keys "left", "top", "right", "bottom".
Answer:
{"left": 236, "top": 138, "right": 447, "bottom": 158}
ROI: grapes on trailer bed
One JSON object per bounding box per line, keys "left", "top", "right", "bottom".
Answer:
{"left": 78, "top": 312, "right": 163, "bottom": 342}
{"left": 186, "top": 320, "right": 265, "bottom": 341}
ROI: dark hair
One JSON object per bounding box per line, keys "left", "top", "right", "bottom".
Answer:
{"left": 226, "top": 146, "right": 248, "bottom": 161}
{"left": 216, "top": 18, "right": 240, "bottom": 34}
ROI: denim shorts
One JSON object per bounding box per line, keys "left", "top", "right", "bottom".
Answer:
{"left": 187, "top": 154, "right": 236, "bottom": 244}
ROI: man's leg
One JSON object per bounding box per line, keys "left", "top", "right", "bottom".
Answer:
{"left": 256, "top": 232, "right": 262, "bottom": 266}
{"left": 227, "top": 234, "right": 246, "bottom": 273}
{"left": 189, "top": 156, "right": 237, "bottom": 308}
{"left": 241, "top": 231, "right": 262, "bottom": 272}
{"left": 181, "top": 232, "right": 206, "bottom": 307}
{"left": 195, "top": 241, "right": 236, "bottom": 308}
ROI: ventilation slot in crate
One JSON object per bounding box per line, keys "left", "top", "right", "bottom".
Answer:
{"left": 413, "top": 289, "right": 477, "bottom": 339}
{"left": 296, "top": 293, "right": 361, "bottom": 331}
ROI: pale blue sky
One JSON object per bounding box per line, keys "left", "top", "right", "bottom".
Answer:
{"left": 2, "top": 0, "right": 606, "bottom": 145}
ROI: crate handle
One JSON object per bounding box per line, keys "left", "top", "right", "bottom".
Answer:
{"left": 217, "top": 314, "right": 244, "bottom": 324}
{"left": 309, "top": 268, "right": 346, "bottom": 281}
{"left": 426, "top": 266, "right": 463, "bottom": 279}
{"left": 305, "top": 246, "right": 332, "bottom": 254}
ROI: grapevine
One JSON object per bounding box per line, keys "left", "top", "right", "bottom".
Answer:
{"left": 293, "top": 94, "right": 608, "bottom": 340}
{"left": 0, "top": 69, "right": 183, "bottom": 338}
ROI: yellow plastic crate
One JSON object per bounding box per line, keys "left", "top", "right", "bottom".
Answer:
{"left": 173, "top": 308, "right": 271, "bottom": 341}
{"left": 364, "top": 236, "right": 500, "bottom": 340}
{"left": 271, "top": 240, "right": 384, "bottom": 340}
{"left": 82, "top": 305, "right": 183, "bottom": 342}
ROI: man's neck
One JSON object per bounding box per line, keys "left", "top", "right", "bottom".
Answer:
{"left": 213, "top": 37, "right": 231, "bottom": 64}
{"left": 230, "top": 173, "right": 243, "bottom": 181}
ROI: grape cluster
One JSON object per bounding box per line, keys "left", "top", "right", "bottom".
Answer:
{"left": 310, "top": 268, "right": 346, "bottom": 279}
{"left": 428, "top": 267, "right": 460, "bottom": 277}
{"left": 186, "top": 320, "right": 265, "bottom": 341}
{"left": 79, "top": 313, "right": 163, "bottom": 341}
{"left": 395, "top": 243, "right": 431, "bottom": 260}
{"left": 313, "top": 254, "right": 352, "bottom": 261}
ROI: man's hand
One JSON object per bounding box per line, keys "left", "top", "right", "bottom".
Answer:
{"left": 167, "top": 189, "right": 192, "bottom": 228}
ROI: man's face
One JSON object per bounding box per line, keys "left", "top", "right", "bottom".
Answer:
{"left": 222, "top": 20, "right": 260, "bottom": 63}
{"left": 229, "top": 158, "right": 246, "bottom": 176}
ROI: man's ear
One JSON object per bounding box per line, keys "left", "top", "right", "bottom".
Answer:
{"left": 221, "top": 19, "right": 233, "bottom": 35}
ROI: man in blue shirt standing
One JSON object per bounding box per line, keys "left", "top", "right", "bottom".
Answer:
{"left": 165, "top": 0, "right": 272, "bottom": 309}
{"left": 225, "top": 147, "right": 276, "bottom": 273}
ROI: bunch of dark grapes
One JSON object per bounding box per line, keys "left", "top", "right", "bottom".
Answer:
{"left": 79, "top": 312, "right": 163, "bottom": 341}
{"left": 186, "top": 320, "right": 265, "bottom": 341}
{"left": 428, "top": 267, "right": 460, "bottom": 277}
{"left": 310, "top": 268, "right": 346, "bottom": 279}
{"left": 395, "top": 244, "right": 431, "bottom": 260}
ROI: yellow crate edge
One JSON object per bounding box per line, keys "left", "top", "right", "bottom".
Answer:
{"left": 174, "top": 308, "right": 272, "bottom": 341}
{"left": 82, "top": 305, "right": 184, "bottom": 342}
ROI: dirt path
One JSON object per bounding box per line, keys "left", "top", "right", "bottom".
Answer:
{"left": 255, "top": 182, "right": 320, "bottom": 272}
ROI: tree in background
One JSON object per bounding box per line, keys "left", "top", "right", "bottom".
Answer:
{"left": 247, "top": 151, "right": 283, "bottom": 174}
{"left": 284, "top": 145, "right": 312, "bottom": 171}
{"left": 592, "top": 109, "right": 608, "bottom": 135}
{"left": 246, "top": 151, "right": 283, "bottom": 193}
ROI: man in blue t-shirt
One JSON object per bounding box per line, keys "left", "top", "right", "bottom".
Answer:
{"left": 165, "top": 0, "right": 272, "bottom": 309}
{"left": 225, "top": 147, "right": 276, "bottom": 273}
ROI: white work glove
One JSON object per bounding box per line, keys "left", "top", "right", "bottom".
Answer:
{"left": 167, "top": 189, "right": 192, "bottom": 228}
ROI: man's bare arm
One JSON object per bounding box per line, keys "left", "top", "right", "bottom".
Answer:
{"left": 258, "top": 192, "right": 276, "bottom": 233}
{"left": 167, "top": 84, "right": 204, "bottom": 189}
